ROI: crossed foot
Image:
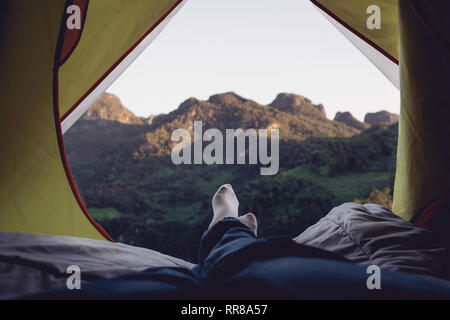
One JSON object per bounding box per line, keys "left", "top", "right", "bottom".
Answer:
{"left": 209, "top": 184, "right": 258, "bottom": 236}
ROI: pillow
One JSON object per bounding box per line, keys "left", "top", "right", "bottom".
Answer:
{"left": 294, "top": 202, "right": 449, "bottom": 279}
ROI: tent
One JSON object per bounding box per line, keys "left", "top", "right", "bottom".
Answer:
{"left": 0, "top": 0, "right": 449, "bottom": 242}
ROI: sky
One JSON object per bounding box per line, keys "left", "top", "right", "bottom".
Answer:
{"left": 108, "top": 0, "right": 400, "bottom": 121}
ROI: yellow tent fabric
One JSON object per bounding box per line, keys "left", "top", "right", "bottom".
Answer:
{"left": 0, "top": 0, "right": 183, "bottom": 240}
{"left": 311, "top": 0, "right": 398, "bottom": 63}
{"left": 393, "top": 0, "right": 450, "bottom": 221}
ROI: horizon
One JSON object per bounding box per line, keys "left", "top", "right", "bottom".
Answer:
{"left": 104, "top": 90, "right": 397, "bottom": 121}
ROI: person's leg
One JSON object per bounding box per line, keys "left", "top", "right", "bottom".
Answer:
{"left": 197, "top": 218, "right": 257, "bottom": 276}
{"left": 195, "top": 184, "right": 351, "bottom": 281}
{"left": 195, "top": 184, "right": 260, "bottom": 278}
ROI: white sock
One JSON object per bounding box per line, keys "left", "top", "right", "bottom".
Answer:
{"left": 238, "top": 213, "right": 258, "bottom": 236}
{"left": 209, "top": 184, "right": 239, "bottom": 228}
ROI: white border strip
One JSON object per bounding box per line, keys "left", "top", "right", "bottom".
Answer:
{"left": 317, "top": 8, "right": 399, "bottom": 90}
{"left": 61, "top": 1, "right": 187, "bottom": 134}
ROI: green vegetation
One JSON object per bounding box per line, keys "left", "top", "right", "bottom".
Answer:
{"left": 88, "top": 207, "right": 123, "bottom": 220}
{"left": 355, "top": 187, "right": 393, "bottom": 208}
{"left": 286, "top": 166, "right": 391, "bottom": 203}
{"left": 81, "top": 124, "right": 397, "bottom": 262}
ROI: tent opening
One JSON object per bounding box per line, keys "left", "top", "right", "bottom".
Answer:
{"left": 62, "top": 0, "right": 400, "bottom": 262}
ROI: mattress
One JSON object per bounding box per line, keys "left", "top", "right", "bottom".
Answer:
{"left": 0, "top": 231, "right": 194, "bottom": 299}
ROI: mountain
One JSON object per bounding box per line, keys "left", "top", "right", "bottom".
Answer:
{"left": 334, "top": 111, "right": 371, "bottom": 131}
{"left": 334, "top": 110, "right": 400, "bottom": 131}
{"left": 364, "top": 111, "right": 399, "bottom": 126}
{"left": 64, "top": 93, "right": 148, "bottom": 167}
{"left": 269, "top": 93, "right": 326, "bottom": 119}
{"left": 64, "top": 92, "right": 398, "bottom": 261}
{"left": 137, "top": 92, "right": 361, "bottom": 157}
{"left": 82, "top": 93, "right": 144, "bottom": 125}
{"left": 66, "top": 92, "right": 364, "bottom": 165}
{"left": 144, "top": 114, "right": 165, "bottom": 126}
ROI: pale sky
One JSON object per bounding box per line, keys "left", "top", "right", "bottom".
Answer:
{"left": 108, "top": 0, "right": 400, "bottom": 121}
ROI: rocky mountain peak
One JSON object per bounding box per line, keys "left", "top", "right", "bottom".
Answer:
{"left": 269, "top": 93, "right": 326, "bottom": 118}
{"left": 364, "top": 111, "right": 399, "bottom": 126}
{"left": 208, "top": 92, "right": 249, "bottom": 107}
{"left": 334, "top": 111, "right": 370, "bottom": 131}
{"left": 82, "top": 93, "right": 144, "bottom": 125}
{"left": 174, "top": 97, "right": 201, "bottom": 114}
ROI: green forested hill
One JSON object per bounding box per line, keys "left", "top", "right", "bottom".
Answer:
{"left": 64, "top": 92, "right": 398, "bottom": 262}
